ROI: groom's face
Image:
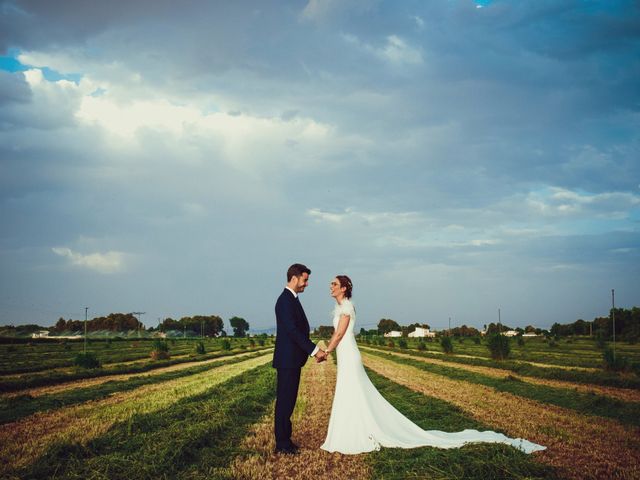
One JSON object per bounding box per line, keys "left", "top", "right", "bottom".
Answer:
{"left": 293, "top": 273, "right": 309, "bottom": 293}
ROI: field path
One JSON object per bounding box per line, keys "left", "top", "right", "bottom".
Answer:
{"left": 361, "top": 347, "right": 640, "bottom": 403}
{"left": 362, "top": 351, "right": 640, "bottom": 480}
{"left": 0, "top": 353, "right": 272, "bottom": 475}
{"left": 2, "top": 348, "right": 272, "bottom": 398}
{"left": 227, "top": 353, "right": 371, "bottom": 480}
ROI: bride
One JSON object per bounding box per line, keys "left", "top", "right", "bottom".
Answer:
{"left": 319, "top": 275, "right": 546, "bottom": 455}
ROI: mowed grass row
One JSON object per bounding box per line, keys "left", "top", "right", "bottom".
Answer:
{"left": 362, "top": 351, "right": 640, "bottom": 480}
{"left": 0, "top": 352, "right": 272, "bottom": 476}
{"left": 360, "top": 337, "right": 640, "bottom": 369}
{"left": 360, "top": 343, "right": 640, "bottom": 389}
{"left": 362, "top": 348, "right": 640, "bottom": 426}
{"left": 9, "top": 363, "right": 277, "bottom": 480}
{"left": 0, "top": 349, "right": 272, "bottom": 425}
{"left": 361, "top": 347, "right": 640, "bottom": 403}
{"left": 0, "top": 337, "right": 270, "bottom": 375}
{"left": 228, "top": 353, "right": 556, "bottom": 480}
{"left": 0, "top": 345, "right": 273, "bottom": 393}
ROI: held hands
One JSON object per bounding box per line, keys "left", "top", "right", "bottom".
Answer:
{"left": 315, "top": 349, "right": 328, "bottom": 363}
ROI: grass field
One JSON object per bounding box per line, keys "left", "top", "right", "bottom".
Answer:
{"left": 1, "top": 336, "right": 638, "bottom": 479}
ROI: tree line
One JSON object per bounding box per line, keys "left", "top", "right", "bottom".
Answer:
{"left": 551, "top": 307, "right": 639, "bottom": 341}
{"left": 51, "top": 313, "right": 252, "bottom": 337}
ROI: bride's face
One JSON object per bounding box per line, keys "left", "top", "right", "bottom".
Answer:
{"left": 329, "top": 278, "right": 345, "bottom": 298}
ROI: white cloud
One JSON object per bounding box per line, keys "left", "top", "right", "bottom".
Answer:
{"left": 527, "top": 187, "right": 640, "bottom": 218}
{"left": 342, "top": 33, "right": 423, "bottom": 67}
{"left": 307, "top": 207, "right": 424, "bottom": 228}
{"left": 52, "top": 247, "right": 126, "bottom": 274}
{"left": 380, "top": 35, "right": 423, "bottom": 65}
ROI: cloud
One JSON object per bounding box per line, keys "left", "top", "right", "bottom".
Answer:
{"left": 527, "top": 187, "right": 640, "bottom": 219}
{"left": 51, "top": 247, "right": 126, "bottom": 274}
{"left": 342, "top": 33, "right": 423, "bottom": 67}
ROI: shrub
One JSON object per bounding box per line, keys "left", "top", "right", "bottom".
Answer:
{"left": 221, "top": 339, "right": 232, "bottom": 350}
{"left": 473, "top": 336, "right": 481, "bottom": 345}
{"left": 105, "top": 338, "right": 112, "bottom": 349}
{"left": 258, "top": 338, "right": 265, "bottom": 346}
{"left": 376, "top": 337, "right": 385, "bottom": 346}
{"left": 150, "top": 339, "right": 170, "bottom": 360}
{"left": 195, "top": 341, "right": 206, "bottom": 354}
{"left": 440, "top": 336, "right": 453, "bottom": 354}
{"left": 387, "top": 340, "right": 395, "bottom": 348}
{"left": 517, "top": 336, "right": 525, "bottom": 347}
{"left": 457, "top": 337, "right": 464, "bottom": 344}
{"left": 548, "top": 339, "right": 557, "bottom": 348}
{"left": 249, "top": 339, "right": 256, "bottom": 348}
{"left": 74, "top": 352, "right": 101, "bottom": 369}
{"left": 417, "top": 342, "right": 426, "bottom": 351}
{"left": 603, "top": 348, "right": 630, "bottom": 372}
{"left": 398, "top": 339, "right": 408, "bottom": 349}
{"left": 487, "top": 334, "right": 510, "bottom": 360}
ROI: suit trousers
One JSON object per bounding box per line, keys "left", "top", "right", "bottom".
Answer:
{"left": 274, "top": 367, "right": 302, "bottom": 449}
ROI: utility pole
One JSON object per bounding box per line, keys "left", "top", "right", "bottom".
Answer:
{"left": 131, "top": 312, "right": 146, "bottom": 338}
{"left": 448, "top": 317, "right": 451, "bottom": 336}
{"left": 612, "top": 289, "right": 616, "bottom": 360}
{"left": 498, "top": 308, "right": 502, "bottom": 334}
{"left": 84, "top": 307, "right": 88, "bottom": 353}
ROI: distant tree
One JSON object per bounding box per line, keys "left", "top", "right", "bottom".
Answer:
{"left": 377, "top": 318, "right": 400, "bottom": 335}
{"left": 317, "top": 325, "right": 335, "bottom": 338}
{"left": 229, "top": 316, "right": 250, "bottom": 337}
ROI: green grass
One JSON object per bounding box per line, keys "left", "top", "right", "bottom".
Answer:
{"left": 361, "top": 344, "right": 640, "bottom": 389}
{"left": 12, "top": 363, "right": 276, "bottom": 480}
{"left": 0, "top": 345, "right": 273, "bottom": 393}
{"left": 364, "top": 349, "right": 640, "bottom": 427}
{"left": 364, "top": 368, "right": 560, "bottom": 480}
{"left": 0, "top": 350, "right": 270, "bottom": 425}
{"left": 0, "top": 337, "right": 267, "bottom": 375}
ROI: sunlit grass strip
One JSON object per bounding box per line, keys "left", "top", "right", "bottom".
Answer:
{"left": 0, "top": 353, "right": 272, "bottom": 475}
{"left": 363, "top": 349, "right": 640, "bottom": 427}
{"left": 14, "top": 363, "right": 277, "bottom": 480}
{"left": 363, "top": 368, "right": 559, "bottom": 480}
{"left": 226, "top": 355, "right": 371, "bottom": 480}
{"left": 0, "top": 350, "right": 270, "bottom": 425}
{"left": 2, "top": 348, "right": 270, "bottom": 399}
{"left": 361, "top": 347, "right": 640, "bottom": 403}
{"left": 361, "top": 344, "right": 640, "bottom": 389}
{"left": 0, "top": 346, "right": 273, "bottom": 393}
{"left": 362, "top": 352, "right": 640, "bottom": 480}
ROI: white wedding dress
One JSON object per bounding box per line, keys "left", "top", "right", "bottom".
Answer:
{"left": 320, "top": 299, "right": 546, "bottom": 455}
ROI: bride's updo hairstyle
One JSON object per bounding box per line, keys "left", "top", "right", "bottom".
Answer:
{"left": 336, "top": 275, "right": 353, "bottom": 299}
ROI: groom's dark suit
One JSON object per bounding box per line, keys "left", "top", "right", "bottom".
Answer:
{"left": 273, "top": 288, "right": 317, "bottom": 450}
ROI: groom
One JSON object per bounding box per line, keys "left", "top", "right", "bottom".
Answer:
{"left": 272, "top": 263, "right": 327, "bottom": 454}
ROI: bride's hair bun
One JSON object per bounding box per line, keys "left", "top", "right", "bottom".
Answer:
{"left": 336, "top": 275, "right": 353, "bottom": 298}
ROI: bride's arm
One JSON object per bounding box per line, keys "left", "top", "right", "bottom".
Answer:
{"left": 325, "top": 314, "right": 350, "bottom": 354}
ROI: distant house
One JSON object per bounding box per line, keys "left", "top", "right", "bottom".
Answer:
{"left": 522, "top": 332, "right": 539, "bottom": 337}
{"left": 408, "top": 327, "right": 436, "bottom": 338}
{"left": 502, "top": 330, "right": 519, "bottom": 337}
{"left": 384, "top": 330, "right": 402, "bottom": 338}
{"left": 31, "top": 330, "right": 50, "bottom": 338}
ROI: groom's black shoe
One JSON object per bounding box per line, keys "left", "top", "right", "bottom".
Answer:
{"left": 274, "top": 446, "right": 298, "bottom": 455}
{"left": 289, "top": 441, "right": 300, "bottom": 452}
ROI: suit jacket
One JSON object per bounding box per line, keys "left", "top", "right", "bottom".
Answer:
{"left": 272, "top": 288, "right": 316, "bottom": 368}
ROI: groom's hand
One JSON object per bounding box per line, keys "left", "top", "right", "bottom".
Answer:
{"left": 315, "top": 349, "right": 328, "bottom": 363}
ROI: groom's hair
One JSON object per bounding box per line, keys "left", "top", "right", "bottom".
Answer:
{"left": 287, "top": 263, "right": 311, "bottom": 281}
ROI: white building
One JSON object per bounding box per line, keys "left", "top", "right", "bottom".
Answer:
{"left": 384, "top": 330, "right": 402, "bottom": 338}
{"left": 408, "top": 327, "right": 436, "bottom": 338}
{"left": 31, "top": 330, "right": 50, "bottom": 338}
{"left": 522, "top": 332, "right": 539, "bottom": 337}
{"left": 502, "top": 330, "right": 519, "bottom": 337}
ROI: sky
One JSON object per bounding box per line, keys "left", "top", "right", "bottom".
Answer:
{"left": 0, "top": 0, "right": 639, "bottom": 333}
